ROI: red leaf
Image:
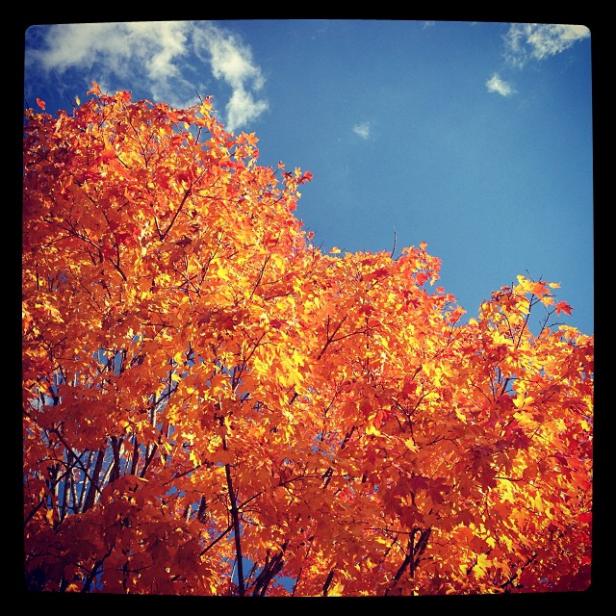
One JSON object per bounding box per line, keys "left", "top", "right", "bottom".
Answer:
{"left": 402, "top": 378, "right": 418, "bottom": 398}
{"left": 555, "top": 301, "right": 573, "bottom": 315}
{"left": 577, "top": 511, "right": 592, "bottom": 524}
{"left": 416, "top": 272, "right": 429, "bottom": 286}
{"left": 410, "top": 476, "right": 429, "bottom": 491}
{"left": 35, "top": 97, "right": 46, "bottom": 111}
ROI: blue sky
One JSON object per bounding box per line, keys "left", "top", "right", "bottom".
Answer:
{"left": 24, "top": 20, "right": 593, "bottom": 334}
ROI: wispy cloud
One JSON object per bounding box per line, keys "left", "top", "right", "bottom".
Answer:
{"left": 504, "top": 23, "right": 590, "bottom": 67}
{"left": 25, "top": 20, "right": 268, "bottom": 132}
{"left": 352, "top": 121, "right": 371, "bottom": 140}
{"left": 422, "top": 21, "right": 436, "bottom": 29}
{"left": 485, "top": 73, "right": 515, "bottom": 97}
{"left": 192, "top": 23, "right": 267, "bottom": 131}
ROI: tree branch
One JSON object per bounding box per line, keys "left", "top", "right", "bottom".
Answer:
{"left": 199, "top": 523, "right": 234, "bottom": 557}
{"left": 322, "top": 569, "right": 335, "bottom": 596}
{"left": 225, "top": 461, "right": 245, "bottom": 595}
{"left": 160, "top": 187, "right": 192, "bottom": 241}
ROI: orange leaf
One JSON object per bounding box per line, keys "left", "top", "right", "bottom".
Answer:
{"left": 555, "top": 301, "right": 573, "bottom": 315}
{"left": 87, "top": 81, "right": 101, "bottom": 96}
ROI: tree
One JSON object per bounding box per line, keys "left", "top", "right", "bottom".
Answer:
{"left": 23, "top": 87, "right": 593, "bottom": 595}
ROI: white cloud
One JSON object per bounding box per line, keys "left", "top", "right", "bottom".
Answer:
{"left": 504, "top": 23, "right": 590, "bottom": 67}
{"left": 352, "top": 122, "right": 371, "bottom": 140}
{"left": 26, "top": 22, "right": 191, "bottom": 95}
{"left": 422, "top": 21, "right": 436, "bottom": 29}
{"left": 192, "top": 23, "right": 268, "bottom": 131}
{"left": 25, "top": 20, "right": 268, "bottom": 132}
{"left": 226, "top": 88, "right": 269, "bottom": 132}
{"left": 485, "top": 73, "right": 515, "bottom": 97}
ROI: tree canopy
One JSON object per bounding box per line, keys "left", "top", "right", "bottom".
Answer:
{"left": 23, "top": 88, "right": 593, "bottom": 595}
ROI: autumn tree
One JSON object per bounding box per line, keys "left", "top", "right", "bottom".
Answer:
{"left": 22, "top": 88, "right": 593, "bottom": 596}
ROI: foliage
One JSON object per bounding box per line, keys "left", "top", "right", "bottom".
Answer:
{"left": 23, "top": 88, "right": 593, "bottom": 596}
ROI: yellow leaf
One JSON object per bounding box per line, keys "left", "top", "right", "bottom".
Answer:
{"left": 513, "top": 394, "right": 534, "bottom": 409}
{"left": 498, "top": 479, "right": 515, "bottom": 503}
{"left": 455, "top": 409, "right": 467, "bottom": 424}
{"left": 207, "top": 435, "right": 223, "bottom": 452}
{"left": 491, "top": 331, "right": 511, "bottom": 346}
{"left": 215, "top": 263, "right": 230, "bottom": 281}
{"left": 189, "top": 450, "right": 201, "bottom": 467}
{"left": 403, "top": 438, "right": 419, "bottom": 453}
{"left": 365, "top": 423, "right": 381, "bottom": 437}
{"left": 500, "top": 534, "right": 513, "bottom": 551}
{"left": 474, "top": 554, "right": 490, "bottom": 579}
{"left": 199, "top": 98, "right": 213, "bottom": 115}
{"left": 516, "top": 275, "right": 531, "bottom": 291}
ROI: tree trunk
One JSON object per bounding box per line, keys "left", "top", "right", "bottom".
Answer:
{"left": 82, "top": 448, "right": 104, "bottom": 512}
{"left": 225, "top": 462, "right": 245, "bottom": 596}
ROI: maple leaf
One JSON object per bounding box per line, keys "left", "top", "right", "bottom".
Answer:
{"left": 415, "top": 272, "right": 429, "bottom": 285}
{"left": 87, "top": 81, "right": 102, "bottom": 96}
{"left": 403, "top": 438, "right": 419, "bottom": 453}
{"left": 554, "top": 301, "right": 573, "bottom": 315}
{"left": 401, "top": 378, "right": 418, "bottom": 398}
{"left": 529, "top": 281, "right": 549, "bottom": 298}
{"left": 365, "top": 423, "right": 382, "bottom": 437}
